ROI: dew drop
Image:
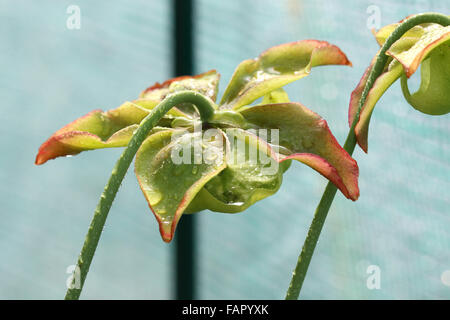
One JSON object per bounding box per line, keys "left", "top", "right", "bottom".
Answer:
{"left": 147, "top": 190, "right": 163, "bottom": 206}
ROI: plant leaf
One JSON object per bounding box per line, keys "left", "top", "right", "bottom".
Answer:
{"left": 240, "top": 103, "right": 359, "bottom": 200}
{"left": 220, "top": 40, "right": 351, "bottom": 110}
{"left": 135, "top": 129, "right": 227, "bottom": 242}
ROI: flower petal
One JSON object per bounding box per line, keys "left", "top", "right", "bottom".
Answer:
{"left": 187, "top": 128, "right": 290, "bottom": 213}
{"left": 135, "top": 129, "right": 227, "bottom": 242}
{"left": 350, "top": 23, "right": 450, "bottom": 152}
{"left": 188, "top": 128, "right": 290, "bottom": 213}
{"left": 220, "top": 40, "right": 351, "bottom": 110}
{"left": 35, "top": 100, "right": 175, "bottom": 165}
{"left": 373, "top": 22, "right": 425, "bottom": 46}
{"left": 387, "top": 25, "right": 450, "bottom": 77}
{"left": 259, "top": 88, "right": 291, "bottom": 105}
{"left": 240, "top": 103, "right": 359, "bottom": 200}
{"left": 140, "top": 69, "right": 220, "bottom": 103}
{"left": 349, "top": 59, "right": 404, "bottom": 153}
{"left": 400, "top": 41, "right": 450, "bottom": 115}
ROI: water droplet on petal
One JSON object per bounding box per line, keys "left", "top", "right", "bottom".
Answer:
{"left": 147, "top": 190, "right": 163, "bottom": 206}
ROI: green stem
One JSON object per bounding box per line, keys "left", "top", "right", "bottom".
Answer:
{"left": 285, "top": 12, "right": 450, "bottom": 300}
{"left": 64, "top": 90, "right": 215, "bottom": 300}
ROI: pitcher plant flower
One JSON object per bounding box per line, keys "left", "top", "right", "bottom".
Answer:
{"left": 34, "top": 11, "right": 450, "bottom": 301}
{"left": 36, "top": 40, "right": 359, "bottom": 244}
{"left": 349, "top": 15, "right": 450, "bottom": 152}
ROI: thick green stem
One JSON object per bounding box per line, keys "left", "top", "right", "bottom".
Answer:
{"left": 285, "top": 13, "right": 450, "bottom": 300}
{"left": 64, "top": 90, "right": 215, "bottom": 300}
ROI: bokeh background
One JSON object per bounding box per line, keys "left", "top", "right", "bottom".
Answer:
{"left": 1, "top": 0, "right": 449, "bottom": 299}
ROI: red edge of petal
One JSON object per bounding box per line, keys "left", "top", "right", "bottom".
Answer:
{"left": 259, "top": 39, "right": 353, "bottom": 67}
{"left": 134, "top": 135, "right": 226, "bottom": 243}
{"left": 134, "top": 160, "right": 173, "bottom": 243}
{"left": 295, "top": 104, "right": 359, "bottom": 200}
{"left": 35, "top": 109, "right": 104, "bottom": 165}
{"left": 348, "top": 65, "right": 370, "bottom": 130}
{"left": 317, "top": 115, "right": 359, "bottom": 200}
{"left": 167, "top": 162, "right": 227, "bottom": 243}
{"left": 243, "top": 102, "right": 360, "bottom": 200}
{"left": 279, "top": 153, "right": 352, "bottom": 199}
{"left": 387, "top": 31, "right": 450, "bottom": 78}
{"left": 309, "top": 39, "right": 353, "bottom": 67}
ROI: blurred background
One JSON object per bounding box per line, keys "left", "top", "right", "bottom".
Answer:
{"left": 0, "top": 0, "right": 449, "bottom": 299}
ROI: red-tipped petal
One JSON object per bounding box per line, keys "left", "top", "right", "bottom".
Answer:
{"left": 240, "top": 102, "right": 359, "bottom": 200}
{"left": 220, "top": 40, "right": 352, "bottom": 110}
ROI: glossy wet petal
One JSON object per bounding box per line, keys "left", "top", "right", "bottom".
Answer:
{"left": 240, "top": 103, "right": 359, "bottom": 200}
{"left": 349, "top": 59, "right": 404, "bottom": 153}
{"left": 350, "top": 23, "right": 450, "bottom": 152}
{"left": 187, "top": 128, "right": 290, "bottom": 213}
{"left": 135, "top": 129, "right": 227, "bottom": 242}
{"left": 35, "top": 101, "right": 174, "bottom": 165}
{"left": 400, "top": 41, "right": 450, "bottom": 115}
{"left": 373, "top": 23, "right": 425, "bottom": 46}
{"left": 140, "top": 70, "right": 219, "bottom": 100}
{"left": 387, "top": 25, "right": 450, "bottom": 77}
{"left": 220, "top": 40, "right": 351, "bottom": 110}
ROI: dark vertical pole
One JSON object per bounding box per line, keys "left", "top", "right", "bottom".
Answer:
{"left": 172, "top": 0, "right": 196, "bottom": 300}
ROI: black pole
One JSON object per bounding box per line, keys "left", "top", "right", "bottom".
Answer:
{"left": 172, "top": 0, "right": 196, "bottom": 300}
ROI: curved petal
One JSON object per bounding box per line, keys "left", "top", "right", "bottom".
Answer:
{"left": 259, "top": 88, "right": 291, "bottom": 105}
{"left": 400, "top": 42, "right": 450, "bottom": 115}
{"left": 140, "top": 70, "right": 220, "bottom": 114}
{"left": 279, "top": 153, "right": 347, "bottom": 199}
{"left": 387, "top": 25, "right": 450, "bottom": 77}
{"left": 240, "top": 103, "right": 359, "bottom": 200}
{"left": 36, "top": 71, "right": 221, "bottom": 165}
{"left": 107, "top": 100, "right": 187, "bottom": 125}
{"left": 220, "top": 40, "right": 351, "bottom": 110}
{"left": 350, "top": 23, "right": 450, "bottom": 152}
{"left": 187, "top": 128, "right": 291, "bottom": 213}
{"left": 349, "top": 59, "right": 404, "bottom": 153}
{"left": 348, "top": 34, "right": 422, "bottom": 127}
{"left": 35, "top": 101, "right": 173, "bottom": 165}
{"left": 373, "top": 23, "right": 425, "bottom": 46}
{"left": 135, "top": 129, "right": 227, "bottom": 242}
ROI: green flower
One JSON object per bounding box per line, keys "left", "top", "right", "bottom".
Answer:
{"left": 36, "top": 40, "right": 359, "bottom": 242}
{"left": 349, "top": 17, "right": 450, "bottom": 152}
